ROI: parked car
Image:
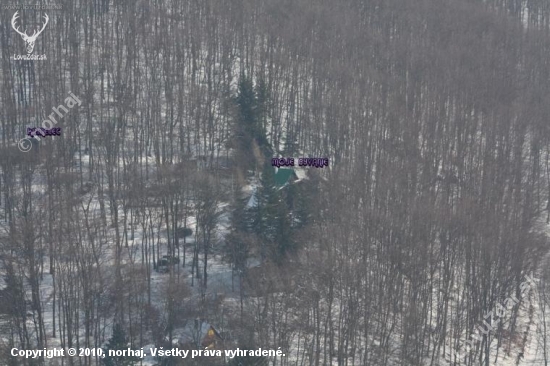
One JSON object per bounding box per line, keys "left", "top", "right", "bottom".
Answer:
{"left": 155, "top": 255, "right": 181, "bottom": 273}
{"left": 156, "top": 258, "right": 170, "bottom": 273}
{"left": 176, "top": 227, "right": 193, "bottom": 238}
{"left": 162, "top": 255, "right": 180, "bottom": 265}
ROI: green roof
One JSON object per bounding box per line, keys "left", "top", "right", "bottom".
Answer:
{"left": 274, "top": 168, "right": 295, "bottom": 188}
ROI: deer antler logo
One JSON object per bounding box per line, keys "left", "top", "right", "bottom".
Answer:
{"left": 11, "top": 12, "right": 49, "bottom": 54}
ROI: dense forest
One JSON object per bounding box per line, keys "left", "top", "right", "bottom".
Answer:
{"left": 1, "top": 0, "right": 550, "bottom": 365}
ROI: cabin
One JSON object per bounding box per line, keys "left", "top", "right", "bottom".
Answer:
{"left": 201, "top": 325, "right": 224, "bottom": 350}
{"left": 246, "top": 167, "right": 307, "bottom": 210}
{"left": 274, "top": 168, "right": 298, "bottom": 188}
{"left": 177, "top": 321, "right": 225, "bottom": 351}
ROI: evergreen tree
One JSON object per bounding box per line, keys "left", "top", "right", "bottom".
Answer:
{"left": 292, "top": 186, "right": 311, "bottom": 229}
{"left": 249, "top": 163, "right": 279, "bottom": 260}
{"left": 272, "top": 192, "right": 294, "bottom": 260}
{"left": 226, "top": 179, "right": 250, "bottom": 274}
{"left": 260, "top": 164, "right": 279, "bottom": 235}
{"left": 234, "top": 74, "right": 271, "bottom": 170}
{"left": 232, "top": 73, "right": 298, "bottom": 261}
{"left": 248, "top": 163, "right": 299, "bottom": 261}
{"left": 254, "top": 77, "right": 271, "bottom": 157}
{"left": 288, "top": 173, "right": 319, "bottom": 229}
{"left": 235, "top": 74, "right": 257, "bottom": 159}
{"left": 0, "top": 269, "right": 25, "bottom": 321}
{"left": 102, "top": 324, "right": 138, "bottom": 366}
